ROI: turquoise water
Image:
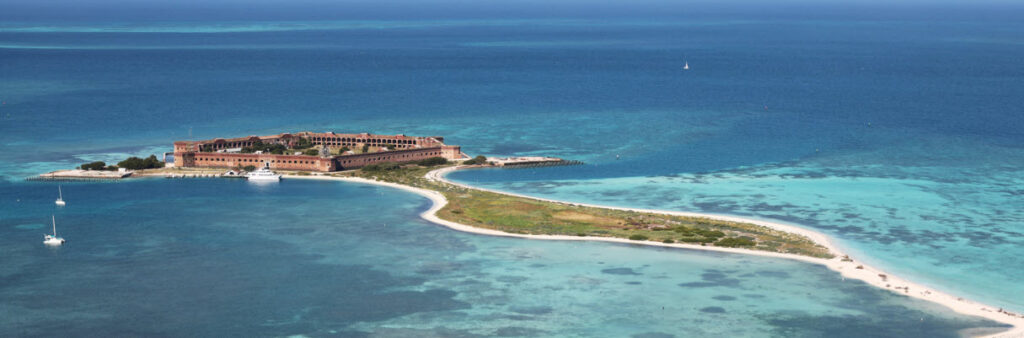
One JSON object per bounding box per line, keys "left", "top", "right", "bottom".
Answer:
{"left": 0, "top": 179, "right": 1007, "bottom": 336}
{"left": 449, "top": 129, "right": 1024, "bottom": 312}
{"left": 1, "top": 3, "right": 1023, "bottom": 335}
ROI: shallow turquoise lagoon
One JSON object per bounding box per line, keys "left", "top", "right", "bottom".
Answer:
{"left": 449, "top": 139, "right": 1024, "bottom": 313}
{"left": 0, "top": 179, "right": 1008, "bottom": 336}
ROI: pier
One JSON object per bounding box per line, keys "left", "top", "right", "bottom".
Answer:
{"left": 29, "top": 169, "right": 133, "bottom": 181}
{"left": 486, "top": 156, "right": 583, "bottom": 168}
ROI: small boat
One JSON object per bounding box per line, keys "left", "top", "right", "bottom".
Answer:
{"left": 44, "top": 215, "right": 65, "bottom": 246}
{"left": 246, "top": 165, "right": 281, "bottom": 181}
{"left": 55, "top": 185, "right": 66, "bottom": 206}
{"left": 683, "top": 61, "right": 689, "bottom": 70}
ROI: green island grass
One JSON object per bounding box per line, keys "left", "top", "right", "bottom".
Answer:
{"left": 338, "top": 165, "right": 834, "bottom": 259}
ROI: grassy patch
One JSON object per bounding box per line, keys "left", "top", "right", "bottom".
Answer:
{"left": 347, "top": 166, "right": 834, "bottom": 259}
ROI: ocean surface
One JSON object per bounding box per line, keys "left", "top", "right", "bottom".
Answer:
{"left": 0, "top": 179, "right": 1007, "bottom": 336}
{"left": 1, "top": 3, "right": 1023, "bottom": 336}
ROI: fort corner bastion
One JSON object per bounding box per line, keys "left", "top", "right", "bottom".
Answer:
{"left": 173, "top": 131, "right": 464, "bottom": 172}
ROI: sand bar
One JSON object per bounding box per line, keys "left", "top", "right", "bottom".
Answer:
{"left": 286, "top": 167, "right": 1024, "bottom": 337}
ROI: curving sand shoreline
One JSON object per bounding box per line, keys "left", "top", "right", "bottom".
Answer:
{"left": 286, "top": 167, "right": 1024, "bottom": 337}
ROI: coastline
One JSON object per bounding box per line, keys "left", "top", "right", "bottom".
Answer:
{"left": 286, "top": 168, "right": 1024, "bottom": 337}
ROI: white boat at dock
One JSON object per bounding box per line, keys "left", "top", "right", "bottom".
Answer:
{"left": 246, "top": 166, "right": 281, "bottom": 181}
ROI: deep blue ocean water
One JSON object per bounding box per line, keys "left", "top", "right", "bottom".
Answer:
{"left": 1, "top": 3, "right": 1022, "bottom": 336}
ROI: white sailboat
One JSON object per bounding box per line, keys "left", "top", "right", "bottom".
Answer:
{"left": 44, "top": 215, "right": 65, "bottom": 246}
{"left": 55, "top": 185, "right": 66, "bottom": 206}
{"left": 683, "top": 61, "right": 689, "bottom": 70}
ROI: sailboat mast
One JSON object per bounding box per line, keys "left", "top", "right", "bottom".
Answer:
{"left": 59, "top": 185, "right": 63, "bottom": 199}
{"left": 52, "top": 215, "right": 57, "bottom": 236}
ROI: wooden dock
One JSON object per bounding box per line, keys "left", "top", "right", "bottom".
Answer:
{"left": 487, "top": 157, "right": 583, "bottom": 168}
{"left": 28, "top": 169, "right": 133, "bottom": 181}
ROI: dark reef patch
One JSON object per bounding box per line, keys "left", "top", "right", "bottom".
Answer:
{"left": 509, "top": 306, "right": 553, "bottom": 315}
{"left": 755, "top": 270, "right": 791, "bottom": 279}
{"left": 602, "top": 267, "right": 641, "bottom": 275}
{"left": 631, "top": 332, "right": 675, "bottom": 338}
{"left": 495, "top": 326, "right": 547, "bottom": 337}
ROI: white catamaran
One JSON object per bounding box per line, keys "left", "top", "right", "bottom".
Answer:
{"left": 55, "top": 185, "right": 66, "bottom": 206}
{"left": 44, "top": 215, "right": 65, "bottom": 246}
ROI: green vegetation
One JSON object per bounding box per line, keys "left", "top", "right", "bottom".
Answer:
{"left": 361, "top": 144, "right": 369, "bottom": 153}
{"left": 361, "top": 162, "right": 401, "bottom": 172}
{"left": 117, "top": 155, "right": 164, "bottom": 170}
{"left": 294, "top": 137, "right": 312, "bottom": 149}
{"left": 302, "top": 148, "right": 320, "bottom": 156}
{"left": 337, "top": 146, "right": 351, "bottom": 154}
{"left": 416, "top": 157, "right": 448, "bottom": 166}
{"left": 361, "top": 157, "right": 447, "bottom": 172}
{"left": 714, "top": 237, "right": 757, "bottom": 248}
{"left": 343, "top": 166, "right": 834, "bottom": 259}
{"left": 243, "top": 165, "right": 256, "bottom": 172}
{"left": 80, "top": 161, "right": 110, "bottom": 171}
{"left": 241, "top": 140, "right": 287, "bottom": 154}
{"left": 462, "top": 155, "right": 488, "bottom": 165}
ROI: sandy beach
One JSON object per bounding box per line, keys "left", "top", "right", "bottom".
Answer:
{"left": 286, "top": 168, "right": 1024, "bottom": 337}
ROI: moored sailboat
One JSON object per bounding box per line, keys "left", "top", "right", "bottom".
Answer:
{"left": 44, "top": 215, "right": 65, "bottom": 246}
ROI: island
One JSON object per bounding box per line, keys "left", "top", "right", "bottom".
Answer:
{"left": 35, "top": 130, "right": 1024, "bottom": 337}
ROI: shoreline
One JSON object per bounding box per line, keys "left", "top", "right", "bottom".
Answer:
{"left": 287, "top": 169, "right": 1023, "bottom": 337}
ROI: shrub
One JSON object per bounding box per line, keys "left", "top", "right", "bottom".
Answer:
{"left": 361, "top": 144, "right": 370, "bottom": 153}
{"left": 241, "top": 141, "right": 287, "bottom": 154}
{"left": 714, "top": 237, "right": 756, "bottom": 248}
{"left": 679, "top": 236, "right": 706, "bottom": 243}
{"left": 696, "top": 229, "right": 727, "bottom": 239}
{"left": 361, "top": 162, "right": 400, "bottom": 172}
{"left": 303, "top": 148, "right": 319, "bottom": 156}
{"left": 243, "top": 165, "right": 256, "bottom": 172}
{"left": 577, "top": 233, "right": 587, "bottom": 237}
{"left": 463, "top": 155, "right": 488, "bottom": 165}
{"left": 628, "top": 234, "right": 648, "bottom": 241}
{"left": 662, "top": 239, "right": 675, "bottom": 243}
{"left": 117, "top": 155, "right": 164, "bottom": 170}
{"left": 294, "top": 137, "right": 312, "bottom": 149}
{"left": 81, "top": 161, "right": 106, "bottom": 171}
{"left": 417, "top": 157, "right": 448, "bottom": 166}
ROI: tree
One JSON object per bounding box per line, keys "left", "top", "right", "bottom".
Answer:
{"left": 294, "top": 137, "right": 312, "bottom": 149}
{"left": 361, "top": 144, "right": 370, "bottom": 153}
{"left": 81, "top": 161, "right": 106, "bottom": 171}
{"left": 117, "top": 155, "right": 164, "bottom": 170}
{"left": 243, "top": 165, "right": 256, "bottom": 172}
{"left": 463, "top": 155, "right": 488, "bottom": 165}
